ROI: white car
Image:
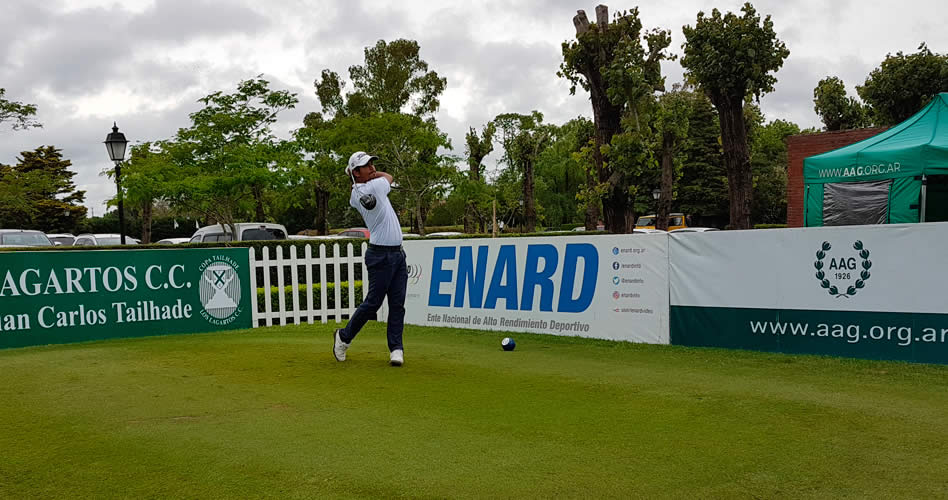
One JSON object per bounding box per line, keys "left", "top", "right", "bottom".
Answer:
{"left": 189, "top": 222, "right": 288, "bottom": 243}
{"left": 288, "top": 234, "right": 344, "bottom": 240}
{"left": 669, "top": 227, "right": 720, "bottom": 233}
{"left": 155, "top": 237, "right": 191, "bottom": 245}
{"left": 426, "top": 231, "right": 464, "bottom": 237}
{"left": 0, "top": 229, "right": 53, "bottom": 247}
{"left": 73, "top": 234, "right": 140, "bottom": 246}
{"left": 46, "top": 233, "right": 76, "bottom": 246}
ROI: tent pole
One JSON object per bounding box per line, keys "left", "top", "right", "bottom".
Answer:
{"left": 803, "top": 185, "right": 808, "bottom": 227}
{"left": 920, "top": 175, "right": 928, "bottom": 223}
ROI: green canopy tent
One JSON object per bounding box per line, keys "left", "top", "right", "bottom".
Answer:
{"left": 803, "top": 92, "right": 948, "bottom": 226}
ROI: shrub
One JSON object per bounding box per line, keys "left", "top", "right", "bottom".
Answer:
{"left": 257, "top": 281, "right": 364, "bottom": 312}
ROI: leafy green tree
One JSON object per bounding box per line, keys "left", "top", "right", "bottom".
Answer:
{"left": 652, "top": 87, "right": 693, "bottom": 230}
{"left": 0, "top": 88, "right": 41, "bottom": 131}
{"left": 168, "top": 77, "right": 298, "bottom": 232}
{"left": 0, "top": 146, "right": 85, "bottom": 231}
{"left": 677, "top": 91, "right": 727, "bottom": 226}
{"left": 306, "top": 39, "right": 452, "bottom": 234}
{"left": 750, "top": 118, "right": 800, "bottom": 225}
{"left": 681, "top": 2, "right": 789, "bottom": 230}
{"left": 493, "top": 111, "right": 554, "bottom": 233}
{"left": 813, "top": 76, "right": 870, "bottom": 130}
{"left": 314, "top": 39, "right": 446, "bottom": 119}
{"left": 560, "top": 5, "right": 673, "bottom": 233}
{"left": 120, "top": 142, "right": 179, "bottom": 243}
{"left": 461, "top": 122, "right": 496, "bottom": 233}
{"left": 316, "top": 112, "right": 453, "bottom": 234}
{"left": 857, "top": 43, "right": 948, "bottom": 125}
{"left": 534, "top": 117, "right": 594, "bottom": 228}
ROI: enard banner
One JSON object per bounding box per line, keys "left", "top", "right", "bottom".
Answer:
{"left": 669, "top": 223, "right": 948, "bottom": 364}
{"left": 402, "top": 234, "right": 669, "bottom": 344}
{"left": 0, "top": 248, "right": 251, "bottom": 349}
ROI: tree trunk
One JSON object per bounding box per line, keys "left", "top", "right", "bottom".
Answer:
{"left": 585, "top": 164, "right": 600, "bottom": 230}
{"left": 588, "top": 70, "right": 626, "bottom": 232}
{"left": 314, "top": 187, "right": 329, "bottom": 235}
{"left": 141, "top": 200, "right": 153, "bottom": 244}
{"left": 252, "top": 184, "right": 265, "bottom": 221}
{"left": 656, "top": 134, "right": 674, "bottom": 231}
{"left": 464, "top": 202, "right": 476, "bottom": 233}
{"left": 715, "top": 96, "right": 753, "bottom": 230}
{"left": 524, "top": 158, "right": 536, "bottom": 233}
{"left": 415, "top": 198, "right": 426, "bottom": 236}
{"left": 602, "top": 178, "right": 636, "bottom": 233}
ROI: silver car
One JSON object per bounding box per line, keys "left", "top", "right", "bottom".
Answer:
{"left": 0, "top": 229, "right": 53, "bottom": 247}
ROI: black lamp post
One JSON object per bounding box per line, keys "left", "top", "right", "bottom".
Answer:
{"left": 104, "top": 123, "right": 129, "bottom": 244}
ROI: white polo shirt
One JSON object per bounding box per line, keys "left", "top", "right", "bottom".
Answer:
{"left": 350, "top": 177, "right": 403, "bottom": 246}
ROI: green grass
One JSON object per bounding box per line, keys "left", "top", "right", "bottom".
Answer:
{"left": 1, "top": 324, "right": 946, "bottom": 499}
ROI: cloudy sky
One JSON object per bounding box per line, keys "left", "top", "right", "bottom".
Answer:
{"left": 1, "top": 0, "right": 945, "bottom": 214}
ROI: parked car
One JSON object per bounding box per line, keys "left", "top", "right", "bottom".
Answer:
{"left": 73, "top": 234, "right": 140, "bottom": 246}
{"left": 288, "top": 234, "right": 344, "bottom": 240}
{"left": 336, "top": 228, "right": 370, "bottom": 239}
{"left": 155, "top": 237, "right": 191, "bottom": 245}
{"left": 426, "top": 232, "right": 464, "bottom": 237}
{"left": 189, "top": 223, "right": 288, "bottom": 243}
{"left": 571, "top": 224, "right": 606, "bottom": 231}
{"left": 669, "top": 227, "right": 720, "bottom": 233}
{"left": 402, "top": 233, "right": 421, "bottom": 238}
{"left": 0, "top": 229, "right": 53, "bottom": 247}
{"left": 46, "top": 233, "right": 76, "bottom": 246}
{"left": 635, "top": 213, "right": 690, "bottom": 231}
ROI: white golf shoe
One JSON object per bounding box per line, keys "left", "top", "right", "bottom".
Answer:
{"left": 389, "top": 349, "right": 404, "bottom": 367}
{"left": 333, "top": 329, "right": 350, "bottom": 362}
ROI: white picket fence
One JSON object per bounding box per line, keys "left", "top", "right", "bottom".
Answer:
{"left": 249, "top": 243, "right": 382, "bottom": 327}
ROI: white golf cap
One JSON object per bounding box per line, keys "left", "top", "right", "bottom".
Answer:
{"left": 346, "top": 151, "right": 377, "bottom": 175}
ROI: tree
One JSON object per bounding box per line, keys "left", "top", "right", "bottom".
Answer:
{"left": 534, "top": 117, "right": 594, "bottom": 228}
{"left": 307, "top": 38, "right": 451, "bottom": 234}
{"left": 560, "top": 5, "right": 673, "bottom": 233}
{"left": 315, "top": 112, "right": 454, "bottom": 235}
{"left": 813, "top": 76, "right": 869, "bottom": 130}
{"left": 462, "top": 122, "right": 496, "bottom": 233}
{"left": 168, "top": 77, "right": 298, "bottom": 233}
{"left": 652, "top": 87, "right": 692, "bottom": 230}
{"left": 857, "top": 43, "right": 948, "bottom": 125}
{"left": 121, "top": 142, "right": 178, "bottom": 243}
{"left": 314, "top": 39, "right": 446, "bottom": 119}
{"left": 677, "top": 91, "right": 727, "bottom": 226}
{"left": 0, "top": 146, "right": 85, "bottom": 231}
{"left": 0, "top": 88, "right": 41, "bottom": 131}
{"left": 681, "top": 2, "right": 789, "bottom": 230}
{"left": 750, "top": 117, "right": 800, "bottom": 225}
{"left": 493, "top": 112, "right": 554, "bottom": 233}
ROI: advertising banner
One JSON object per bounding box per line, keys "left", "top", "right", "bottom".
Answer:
{"left": 0, "top": 248, "right": 252, "bottom": 349}
{"left": 403, "top": 234, "right": 669, "bottom": 344}
{"left": 669, "top": 223, "right": 948, "bottom": 363}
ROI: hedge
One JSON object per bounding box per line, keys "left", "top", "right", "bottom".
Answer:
{"left": 257, "top": 281, "right": 364, "bottom": 312}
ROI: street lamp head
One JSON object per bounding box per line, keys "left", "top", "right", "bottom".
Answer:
{"left": 652, "top": 187, "right": 661, "bottom": 200}
{"left": 104, "top": 122, "right": 128, "bottom": 162}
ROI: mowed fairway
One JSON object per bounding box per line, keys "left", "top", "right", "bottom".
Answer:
{"left": 0, "top": 324, "right": 945, "bottom": 499}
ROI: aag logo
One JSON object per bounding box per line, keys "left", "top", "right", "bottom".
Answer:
{"left": 428, "top": 243, "right": 598, "bottom": 313}
{"left": 813, "top": 240, "right": 872, "bottom": 298}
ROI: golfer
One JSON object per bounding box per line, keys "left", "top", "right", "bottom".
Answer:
{"left": 334, "top": 151, "right": 407, "bottom": 366}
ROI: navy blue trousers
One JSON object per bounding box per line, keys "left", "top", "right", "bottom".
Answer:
{"left": 340, "top": 246, "right": 407, "bottom": 351}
